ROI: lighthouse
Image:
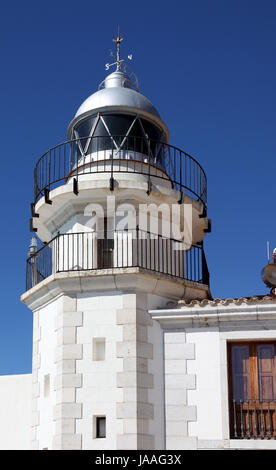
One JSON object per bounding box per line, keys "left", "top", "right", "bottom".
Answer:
{"left": 21, "top": 33, "right": 210, "bottom": 450}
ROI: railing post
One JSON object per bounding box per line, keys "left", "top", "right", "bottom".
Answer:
{"left": 247, "top": 400, "right": 251, "bottom": 439}
{"left": 146, "top": 138, "right": 152, "bottom": 195}
{"left": 267, "top": 400, "right": 272, "bottom": 439}
{"left": 260, "top": 400, "right": 265, "bottom": 439}
{"left": 253, "top": 399, "right": 258, "bottom": 439}
{"left": 233, "top": 400, "right": 238, "bottom": 438}
{"left": 136, "top": 225, "right": 139, "bottom": 268}
{"left": 34, "top": 166, "right": 38, "bottom": 203}
{"left": 240, "top": 400, "right": 244, "bottom": 438}
{"left": 179, "top": 149, "right": 182, "bottom": 194}
{"left": 48, "top": 149, "right": 51, "bottom": 193}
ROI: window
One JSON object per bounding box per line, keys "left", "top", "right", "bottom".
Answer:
{"left": 73, "top": 113, "right": 164, "bottom": 168}
{"left": 75, "top": 113, "right": 164, "bottom": 154}
{"left": 93, "top": 338, "right": 106, "bottom": 361}
{"left": 44, "top": 374, "right": 50, "bottom": 397}
{"left": 228, "top": 342, "right": 276, "bottom": 439}
{"left": 95, "top": 416, "right": 106, "bottom": 439}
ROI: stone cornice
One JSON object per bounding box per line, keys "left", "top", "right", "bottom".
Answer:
{"left": 149, "top": 301, "right": 276, "bottom": 328}
{"left": 21, "top": 268, "right": 209, "bottom": 312}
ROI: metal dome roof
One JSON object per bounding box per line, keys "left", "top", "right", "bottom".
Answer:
{"left": 74, "top": 82, "right": 161, "bottom": 119}
{"left": 73, "top": 69, "right": 161, "bottom": 119}
{"left": 67, "top": 69, "right": 169, "bottom": 141}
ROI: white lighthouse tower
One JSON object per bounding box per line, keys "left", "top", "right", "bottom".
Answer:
{"left": 21, "top": 33, "right": 211, "bottom": 450}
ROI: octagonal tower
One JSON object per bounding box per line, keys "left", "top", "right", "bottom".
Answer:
{"left": 22, "top": 33, "right": 211, "bottom": 450}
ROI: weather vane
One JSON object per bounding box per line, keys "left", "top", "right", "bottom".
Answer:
{"left": 105, "top": 27, "right": 133, "bottom": 72}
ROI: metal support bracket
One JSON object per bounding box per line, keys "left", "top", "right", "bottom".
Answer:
{"left": 178, "top": 190, "right": 184, "bottom": 204}
{"left": 29, "top": 218, "right": 37, "bottom": 233}
{"left": 204, "top": 219, "right": 212, "bottom": 233}
{"left": 146, "top": 179, "right": 152, "bottom": 196}
{"left": 73, "top": 178, "right": 79, "bottom": 196}
{"left": 44, "top": 188, "right": 52, "bottom": 205}
{"left": 199, "top": 206, "right": 207, "bottom": 218}
{"left": 31, "top": 203, "right": 39, "bottom": 218}
{"left": 110, "top": 176, "right": 115, "bottom": 191}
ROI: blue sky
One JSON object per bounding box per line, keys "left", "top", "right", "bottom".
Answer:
{"left": 0, "top": 0, "right": 275, "bottom": 374}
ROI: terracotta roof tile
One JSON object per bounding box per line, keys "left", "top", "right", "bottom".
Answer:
{"left": 166, "top": 294, "right": 276, "bottom": 309}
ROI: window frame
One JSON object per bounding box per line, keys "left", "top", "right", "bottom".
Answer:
{"left": 94, "top": 416, "right": 106, "bottom": 439}
{"left": 228, "top": 340, "right": 276, "bottom": 439}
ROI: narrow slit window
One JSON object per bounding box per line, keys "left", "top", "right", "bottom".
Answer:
{"left": 44, "top": 374, "right": 50, "bottom": 397}
{"left": 93, "top": 338, "right": 106, "bottom": 361}
{"left": 96, "top": 416, "right": 106, "bottom": 438}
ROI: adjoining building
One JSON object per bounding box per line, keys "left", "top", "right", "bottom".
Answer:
{"left": 0, "top": 34, "right": 275, "bottom": 450}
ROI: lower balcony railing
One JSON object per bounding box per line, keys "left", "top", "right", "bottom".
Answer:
{"left": 26, "top": 229, "right": 209, "bottom": 291}
{"left": 231, "top": 399, "right": 276, "bottom": 439}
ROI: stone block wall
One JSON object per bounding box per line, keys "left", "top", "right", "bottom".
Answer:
{"left": 53, "top": 296, "right": 83, "bottom": 450}
{"left": 116, "top": 293, "right": 155, "bottom": 449}
{"left": 164, "top": 331, "right": 197, "bottom": 450}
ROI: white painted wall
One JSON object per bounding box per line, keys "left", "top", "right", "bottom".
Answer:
{"left": 0, "top": 374, "right": 32, "bottom": 450}
{"left": 186, "top": 329, "right": 222, "bottom": 440}
{"left": 37, "top": 300, "right": 58, "bottom": 449}
{"left": 148, "top": 319, "right": 165, "bottom": 449}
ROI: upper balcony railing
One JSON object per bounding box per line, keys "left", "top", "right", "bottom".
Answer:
{"left": 33, "top": 136, "right": 207, "bottom": 206}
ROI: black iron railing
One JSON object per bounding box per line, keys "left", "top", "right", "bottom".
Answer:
{"left": 26, "top": 229, "right": 209, "bottom": 291}
{"left": 33, "top": 136, "right": 207, "bottom": 205}
{"left": 231, "top": 399, "right": 276, "bottom": 439}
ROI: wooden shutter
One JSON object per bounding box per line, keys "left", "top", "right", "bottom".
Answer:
{"left": 257, "top": 344, "right": 276, "bottom": 400}
{"left": 231, "top": 345, "right": 250, "bottom": 400}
